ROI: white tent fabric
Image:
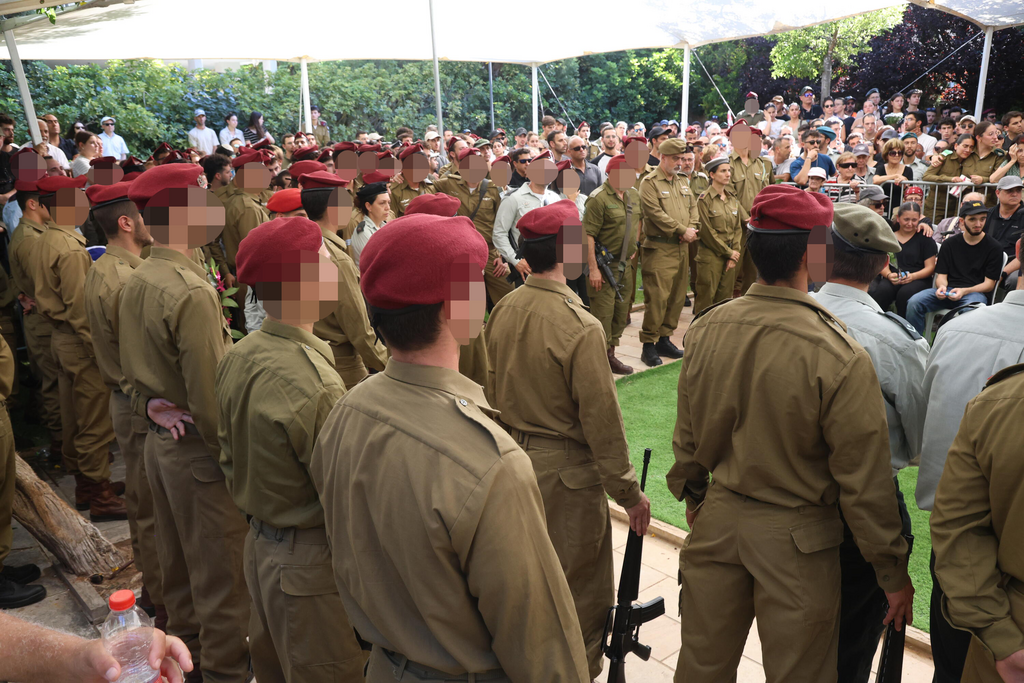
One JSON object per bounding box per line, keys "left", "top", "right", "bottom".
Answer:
{"left": 908, "top": 0, "right": 1024, "bottom": 29}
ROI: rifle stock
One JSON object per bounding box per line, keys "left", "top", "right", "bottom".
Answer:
{"left": 594, "top": 239, "right": 625, "bottom": 302}
{"left": 602, "top": 448, "right": 665, "bottom": 683}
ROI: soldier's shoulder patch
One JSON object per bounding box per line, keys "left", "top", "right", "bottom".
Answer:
{"left": 879, "top": 311, "right": 923, "bottom": 341}
{"left": 697, "top": 191, "right": 708, "bottom": 201}
{"left": 693, "top": 298, "right": 731, "bottom": 321}
{"left": 984, "top": 363, "right": 1024, "bottom": 389}
{"left": 993, "top": 147, "right": 1007, "bottom": 157}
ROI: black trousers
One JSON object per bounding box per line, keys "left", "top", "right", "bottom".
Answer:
{"left": 929, "top": 549, "right": 972, "bottom": 683}
{"left": 837, "top": 479, "right": 913, "bottom": 683}
{"left": 868, "top": 276, "right": 932, "bottom": 318}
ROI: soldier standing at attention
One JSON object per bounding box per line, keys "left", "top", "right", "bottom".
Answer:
{"left": 299, "top": 170, "right": 387, "bottom": 389}
{"left": 638, "top": 138, "right": 698, "bottom": 367}
{"left": 31, "top": 175, "right": 126, "bottom": 520}
{"left": 931, "top": 363, "right": 1024, "bottom": 683}
{"left": 310, "top": 211, "right": 590, "bottom": 683}
{"left": 485, "top": 200, "right": 650, "bottom": 679}
{"left": 668, "top": 186, "right": 914, "bottom": 683}
{"left": 82, "top": 181, "right": 165, "bottom": 627}
{"left": 726, "top": 121, "right": 774, "bottom": 295}
{"left": 218, "top": 216, "right": 367, "bottom": 682}
{"left": 810, "top": 204, "right": 928, "bottom": 683}
{"left": 693, "top": 157, "right": 745, "bottom": 314}
{"left": 584, "top": 154, "right": 642, "bottom": 376}
{"left": 120, "top": 164, "right": 250, "bottom": 683}
{"left": 390, "top": 144, "right": 434, "bottom": 218}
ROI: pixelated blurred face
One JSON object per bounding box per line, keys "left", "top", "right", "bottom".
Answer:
{"left": 357, "top": 151, "right": 379, "bottom": 174}
{"left": 558, "top": 220, "right": 585, "bottom": 279}
{"left": 807, "top": 225, "right": 834, "bottom": 285}
{"left": 445, "top": 255, "right": 486, "bottom": 343}
{"left": 526, "top": 158, "right": 557, "bottom": 186}
{"left": 324, "top": 188, "right": 354, "bottom": 230}
{"left": 87, "top": 165, "right": 124, "bottom": 186}
{"left": 609, "top": 166, "right": 633, "bottom": 191}
{"left": 461, "top": 154, "right": 488, "bottom": 184}
{"left": 745, "top": 98, "right": 758, "bottom": 115}
{"left": 378, "top": 156, "right": 399, "bottom": 179}
{"left": 50, "top": 188, "right": 90, "bottom": 226}
{"left": 145, "top": 186, "right": 225, "bottom": 249}
{"left": 729, "top": 125, "right": 750, "bottom": 151}
{"left": 404, "top": 153, "right": 430, "bottom": 184}
{"left": 559, "top": 168, "right": 579, "bottom": 195}
{"left": 751, "top": 132, "right": 763, "bottom": 151}
{"left": 261, "top": 243, "right": 339, "bottom": 325}
{"left": 236, "top": 163, "right": 271, "bottom": 194}
{"left": 624, "top": 141, "right": 646, "bottom": 170}
{"left": 12, "top": 152, "right": 46, "bottom": 182}
{"left": 336, "top": 151, "right": 358, "bottom": 182}
{"left": 490, "top": 160, "right": 511, "bottom": 187}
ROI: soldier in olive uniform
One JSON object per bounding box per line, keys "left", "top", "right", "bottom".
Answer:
{"left": 486, "top": 200, "right": 650, "bottom": 679}
{"left": 434, "top": 147, "right": 512, "bottom": 309}
{"left": 30, "top": 175, "right": 126, "bottom": 520}
{"left": 638, "top": 138, "right": 699, "bottom": 367}
{"left": 221, "top": 151, "right": 272, "bottom": 332}
{"left": 218, "top": 216, "right": 366, "bottom": 682}
{"left": 390, "top": 144, "right": 435, "bottom": 218}
{"left": 120, "top": 165, "right": 250, "bottom": 683}
{"left": 668, "top": 186, "right": 914, "bottom": 683}
{"left": 82, "top": 182, "right": 165, "bottom": 625}
{"left": 300, "top": 171, "right": 387, "bottom": 389}
{"left": 311, "top": 211, "right": 590, "bottom": 683}
{"left": 680, "top": 150, "right": 708, "bottom": 306}
{"left": 932, "top": 363, "right": 1024, "bottom": 683}
{"left": 585, "top": 154, "right": 642, "bottom": 375}
{"left": 726, "top": 122, "right": 774, "bottom": 295}
{"left": 694, "top": 157, "right": 746, "bottom": 314}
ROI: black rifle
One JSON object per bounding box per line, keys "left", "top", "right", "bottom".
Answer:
{"left": 594, "top": 239, "right": 624, "bottom": 302}
{"left": 876, "top": 532, "right": 914, "bottom": 683}
{"left": 602, "top": 448, "right": 665, "bottom": 683}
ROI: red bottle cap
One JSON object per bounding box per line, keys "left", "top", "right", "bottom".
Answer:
{"left": 109, "top": 589, "right": 136, "bottom": 611}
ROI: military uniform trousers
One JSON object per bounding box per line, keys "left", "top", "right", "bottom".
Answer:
{"left": 331, "top": 344, "right": 369, "bottom": 392}
{"left": 484, "top": 246, "right": 513, "bottom": 311}
{"left": 22, "top": 312, "right": 62, "bottom": 440}
{"left": 515, "top": 430, "right": 613, "bottom": 680}
{"left": 0, "top": 402, "right": 14, "bottom": 570}
{"left": 109, "top": 390, "right": 163, "bottom": 606}
{"left": 675, "top": 482, "right": 843, "bottom": 683}
{"left": 929, "top": 550, "right": 972, "bottom": 683}
{"left": 0, "top": 307, "right": 19, "bottom": 406}
{"left": 366, "top": 646, "right": 511, "bottom": 683}
{"left": 587, "top": 260, "right": 634, "bottom": 349}
{"left": 688, "top": 241, "right": 698, "bottom": 298}
{"left": 144, "top": 424, "right": 250, "bottom": 683}
{"left": 960, "top": 580, "right": 1024, "bottom": 683}
{"left": 640, "top": 239, "right": 690, "bottom": 344}
{"left": 693, "top": 248, "right": 737, "bottom": 316}
{"left": 50, "top": 327, "right": 114, "bottom": 482}
{"left": 245, "top": 518, "right": 368, "bottom": 683}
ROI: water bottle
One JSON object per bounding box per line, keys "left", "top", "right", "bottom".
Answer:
{"left": 101, "top": 589, "right": 160, "bottom": 683}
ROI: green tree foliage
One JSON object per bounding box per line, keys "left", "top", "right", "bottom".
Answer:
{"left": 769, "top": 8, "right": 905, "bottom": 98}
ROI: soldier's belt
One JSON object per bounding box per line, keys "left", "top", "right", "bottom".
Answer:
{"left": 249, "top": 517, "right": 329, "bottom": 545}
{"left": 381, "top": 648, "right": 507, "bottom": 682}
{"left": 643, "top": 235, "right": 679, "bottom": 246}
{"left": 504, "top": 425, "right": 586, "bottom": 452}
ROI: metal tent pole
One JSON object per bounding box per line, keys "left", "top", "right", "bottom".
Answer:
{"left": 974, "top": 26, "right": 994, "bottom": 121}
{"left": 532, "top": 64, "right": 539, "bottom": 133}
{"left": 300, "top": 57, "right": 313, "bottom": 134}
{"left": 681, "top": 44, "right": 691, "bottom": 128}
{"left": 4, "top": 30, "right": 42, "bottom": 145}
{"left": 429, "top": 0, "right": 444, "bottom": 139}
{"left": 489, "top": 62, "right": 495, "bottom": 131}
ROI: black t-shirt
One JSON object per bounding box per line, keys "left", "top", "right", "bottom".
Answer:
{"left": 983, "top": 203, "right": 1024, "bottom": 259}
{"left": 800, "top": 104, "right": 824, "bottom": 121}
{"left": 936, "top": 232, "right": 1005, "bottom": 289}
{"left": 894, "top": 230, "right": 938, "bottom": 274}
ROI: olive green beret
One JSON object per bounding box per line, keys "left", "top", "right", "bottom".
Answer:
{"left": 659, "top": 138, "right": 688, "bottom": 155}
{"left": 832, "top": 203, "right": 901, "bottom": 255}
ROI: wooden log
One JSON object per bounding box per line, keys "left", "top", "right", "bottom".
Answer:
{"left": 11, "top": 454, "right": 128, "bottom": 577}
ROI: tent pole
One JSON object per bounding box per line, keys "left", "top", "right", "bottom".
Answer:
{"left": 489, "top": 62, "right": 495, "bottom": 131}
{"left": 681, "top": 44, "right": 691, "bottom": 130}
{"left": 300, "top": 57, "right": 313, "bottom": 134}
{"left": 532, "top": 64, "right": 538, "bottom": 133}
{"left": 974, "top": 26, "right": 993, "bottom": 121}
{"left": 4, "top": 30, "right": 42, "bottom": 146}
{"left": 428, "top": 0, "right": 444, "bottom": 141}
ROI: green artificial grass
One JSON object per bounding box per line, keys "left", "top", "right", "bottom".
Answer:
{"left": 616, "top": 363, "right": 933, "bottom": 632}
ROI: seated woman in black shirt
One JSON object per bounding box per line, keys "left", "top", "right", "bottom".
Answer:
{"left": 869, "top": 202, "right": 937, "bottom": 316}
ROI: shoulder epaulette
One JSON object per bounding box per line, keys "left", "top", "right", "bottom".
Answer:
{"left": 879, "top": 311, "right": 923, "bottom": 341}
{"left": 697, "top": 191, "right": 708, "bottom": 200}
{"left": 985, "top": 363, "right": 1024, "bottom": 388}
{"left": 693, "top": 298, "right": 731, "bottom": 321}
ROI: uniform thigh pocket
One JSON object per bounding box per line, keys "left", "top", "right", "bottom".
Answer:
{"left": 790, "top": 517, "right": 844, "bottom": 623}
{"left": 281, "top": 563, "right": 349, "bottom": 672}
{"left": 557, "top": 462, "right": 607, "bottom": 548}
{"left": 189, "top": 456, "right": 228, "bottom": 539}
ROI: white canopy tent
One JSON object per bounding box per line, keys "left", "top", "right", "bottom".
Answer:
{"left": 1, "top": 0, "right": 1021, "bottom": 139}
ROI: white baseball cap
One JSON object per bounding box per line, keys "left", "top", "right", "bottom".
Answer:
{"left": 424, "top": 131, "right": 440, "bottom": 141}
{"left": 101, "top": 116, "right": 115, "bottom": 124}
{"left": 194, "top": 108, "right": 206, "bottom": 117}
{"left": 808, "top": 167, "right": 827, "bottom": 179}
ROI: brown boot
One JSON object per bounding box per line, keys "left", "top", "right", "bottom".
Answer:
{"left": 73, "top": 473, "right": 93, "bottom": 511}
{"left": 607, "top": 347, "right": 634, "bottom": 375}
{"left": 46, "top": 439, "right": 64, "bottom": 468}
{"left": 89, "top": 480, "right": 129, "bottom": 522}
{"left": 111, "top": 480, "right": 126, "bottom": 496}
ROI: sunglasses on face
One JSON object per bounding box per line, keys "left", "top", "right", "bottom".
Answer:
{"left": 802, "top": 93, "right": 813, "bottom": 97}
{"left": 838, "top": 162, "right": 857, "bottom": 169}
{"left": 103, "top": 122, "right": 114, "bottom": 126}
{"left": 887, "top": 151, "right": 902, "bottom": 156}
{"left": 514, "top": 159, "right": 529, "bottom": 164}
{"left": 871, "top": 202, "right": 885, "bottom": 208}
{"left": 570, "top": 146, "right": 586, "bottom": 151}
{"left": 824, "top": 103, "right": 833, "bottom": 108}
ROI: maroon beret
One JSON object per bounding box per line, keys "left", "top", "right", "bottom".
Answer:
{"left": 316, "top": 149, "right": 333, "bottom": 163}
{"left": 493, "top": 155, "right": 511, "bottom": 165}
{"left": 287, "top": 160, "right": 327, "bottom": 179}
{"left": 359, "top": 213, "right": 488, "bottom": 310}
{"left": 232, "top": 150, "right": 271, "bottom": 169}
{"left": 398, "top": 144, "right": 423, "bottom": 161}
{"left": 152, "top": 142, "right": 172, "bottom": 156}
{"left": 128, "top": 163, "right": 204, "bottom": 211}
{"left": 333, "top": 142, "right": 358, "bottom": 153}
{"left": 357, "top": 143, "right": 381, "bottom": 153}
{"left": 376, "top": 150, "right": 395, "bottom": 160}
{"left": 605, "top": 155, "right": 629, "bottom": 172}
{"left": 252, "top": 138, "right": 273, "bottom": 151}
{"left": 236, "top": 216, "right": 324, "bottom": 286}
{"left": 161, "top": 150, "right": 188, "bottom": 164}
{"left": 300, "top": 170, "right": 349, "bottom": 189}
{"left": 266, "top": 188, "right": 303, "bottom": 213}
{"left": 120, "top": 156, "right": 145, "bottom": 169}
{"left": 726, "top": 121, "right": 750, "bottom": 135}
{"left": 517, "top": 199, "right": 580, "bottom": 241}
{"left": 361, "top": 171, "right": 390, "bottom": 184}
{"left": 292, "top": 146, "right": 320, "bottom": 162}
{"left": 37, "top": 175, "right": 87, "bottom": 194}
{"left": 236, "top": 146, "right": 256, "bottom": 156}
{"left": 406, "top": 193, "right": 461, "bottom": 217}
{"left": 750, "top": 127, "right": 764, "bottom": 137}
{"left": 555, "top": 159, "right": 572, "bottom": 172}
{"left": 122, "top": 171, "right": 144, "bottom": 182}
{"left": 14, "top": 179, "right": 40, "bottom": 193}
{"left": 89, "top": 156, "right": 119, "bottom": 168}
{"left": 749, "top": 185, "right": 833, "bottom": 234}
{"left": 531, "top": 150, "right": 552, "bottom": 162}
{"left": 468, "top": 133, "right": 480, "bottom": 140}
{"left": 456, "top": 147, "right": 480, "bottom": 162}
{"left": 85, "top": 181, "right": 133, "bottom": 208}
{"left": 623, "top": 135, "right": 648, "bottom": 146}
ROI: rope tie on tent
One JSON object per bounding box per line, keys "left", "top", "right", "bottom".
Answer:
{"left": 886, "top": 31, "right": 984, "bottom": 102}
{"left": 537, "top": 66, "right": 576, "bottom": 131}
{"left": 691, "top": 48, "right": 735, "bottom": 118}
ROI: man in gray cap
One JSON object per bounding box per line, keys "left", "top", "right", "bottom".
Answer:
{"left": 187, "top": 109, "right": 218, "bottom": 156}
{"left": 983, "top": 175, "right": 1023, "bottom": 291}
{"left": 811, "top": 204, "right": 927, "bottom": 683}
{"left": 857, "top": 185, "right": 887, "bottom": 215}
